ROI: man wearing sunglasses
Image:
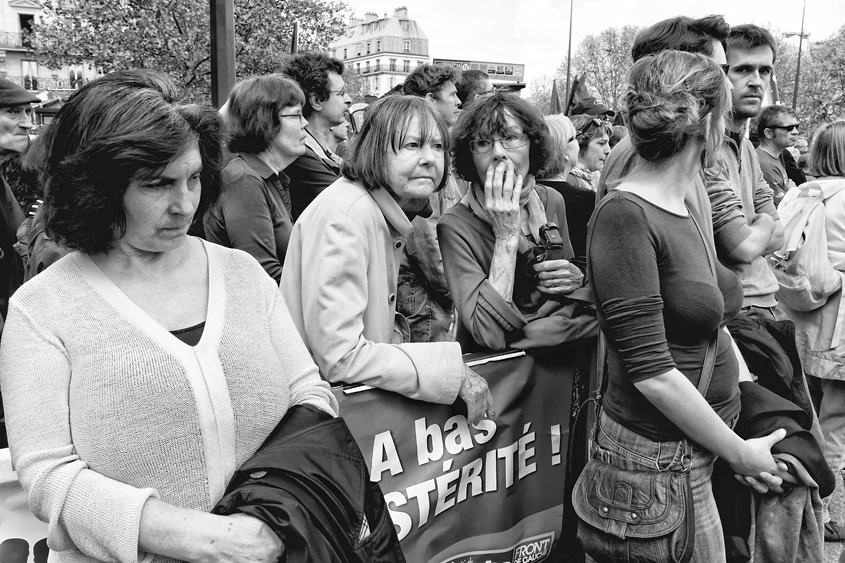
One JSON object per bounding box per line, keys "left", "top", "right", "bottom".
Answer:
{"left": 755, "top": 105, "right": 800, "bottom": 205}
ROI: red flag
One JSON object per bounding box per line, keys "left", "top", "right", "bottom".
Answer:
{"left": 565, "top": 75, "right": 595, "bottom": 116}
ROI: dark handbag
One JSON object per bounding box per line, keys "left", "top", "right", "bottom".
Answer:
{"left": 571, "top": 331, "right": 718, "bottom": 563}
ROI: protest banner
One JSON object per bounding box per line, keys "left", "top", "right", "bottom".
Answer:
{"left": 0, "top": 342, "right": 596, "bottom": 563}
{"left": 335, "top": 341, "right": 595, "bottom": 563}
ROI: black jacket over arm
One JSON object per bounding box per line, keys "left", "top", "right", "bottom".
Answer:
{"left": 213, "top": 405, "right": 405, "bottom": 563}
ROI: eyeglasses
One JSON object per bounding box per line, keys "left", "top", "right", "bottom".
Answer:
{"left": 330, "top": 90, "right": 347, "bottom": 97}
{"left": 771, "top": 124, "right": 799, "bottom": 132}
{"left": 469, "top": 133, "right": 529, "bottom": 153}
{"left": 280, "top": 113, "right": 305, "bottom": 121}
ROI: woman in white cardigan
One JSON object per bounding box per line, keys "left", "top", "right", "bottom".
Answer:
{"left": 0, "top": 71, "right": 337, "bottom": 563}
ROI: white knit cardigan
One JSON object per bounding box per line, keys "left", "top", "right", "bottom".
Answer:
{"left": 0, "top": 240, "right": 337, "bottom": 563}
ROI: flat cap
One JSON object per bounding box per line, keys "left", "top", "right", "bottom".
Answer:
{"left": 0, "top": 77, "right": 40, "bottom": 108}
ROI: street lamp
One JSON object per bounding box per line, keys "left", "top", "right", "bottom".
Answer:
{"left": 565, "top": 0, "right": 573, "bottom": 114}
{"left": 785, "top": 0, "right": 809, "bottom": 110}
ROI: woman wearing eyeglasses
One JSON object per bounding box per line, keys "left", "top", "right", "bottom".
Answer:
{"left": 204, "top": 75, "right": 307, "bottom": 282}
{"left": 568, "top": 115, "right": 613, "bottom": 192}
{"left": 438, "top": 92, "right": 599, "bottom": 352}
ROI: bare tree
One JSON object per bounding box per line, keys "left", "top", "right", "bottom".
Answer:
{"left": 571, "top": 25, "right": 640, "bottom": 113}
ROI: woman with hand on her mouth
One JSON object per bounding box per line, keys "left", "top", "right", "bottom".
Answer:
{"left": 0, "top": 70, "right": 337, "bottom": 563}
{"left": 437, "top": 92, "right": 598, "bottom": 352}
{"left": 205, "top": 75, "right": 309, "bottom": 283}
{"left": 568, "top": 115, "right": 612, "bottom": 192}
{"left": 281, "top": 95, "right": 493, "bottom": 425}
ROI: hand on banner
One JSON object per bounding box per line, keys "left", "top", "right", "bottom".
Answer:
{"left": 459, "top": 364, "right": 495, "bottom": 426}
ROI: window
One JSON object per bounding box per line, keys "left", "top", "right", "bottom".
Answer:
{"left": 403, "top": 40, "right": 410, "bottom": 53}
{"left": 365, "top": 61, "right": 370, "bottom": 74}
{"left": 390, "top": 59, "right": 396, "bottom": 71}
{"left": 22, "top": 59, "right": 37, "bottom": 90}
{"left": 417, "top": 60, "right": 424, "bottom": 68}
{"left": 356, "top": 62, "right": 361, "bottom": 75}
{"left": 19, "top": 14, "right": 34, "bottom": 49}
{"left": 376, "top": 40, "right": 381, "bottom": 52}
{"left": 69, "top": 64, "right": 84, "bottom": 89}
{"left": 403, "top": 59, "right": 410, "bottom": 73}
{"left": 343, "top": 48, "right": 347, "bottom": 59}
{"left": 357, "top": 43, "right": 362, "bottom": 56}
{"left": 366, "top": 42, "right": 371, "bottom": 54}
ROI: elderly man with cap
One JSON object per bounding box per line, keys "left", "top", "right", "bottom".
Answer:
{"left": 0, "top": 77, "right": 37, "bottom": 450}
{"left": 0, "top": 77, "right": 37, "bottom": 334}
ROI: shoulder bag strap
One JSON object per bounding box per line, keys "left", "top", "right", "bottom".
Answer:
{"left": 697, "top": 329, "right": 719, "bottom": 397}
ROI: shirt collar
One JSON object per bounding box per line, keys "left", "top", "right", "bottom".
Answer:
{"left": 237, "top": 152, "right": 290, "bottom": 185}
{"left": 369, "top": 187, "right": 413, "bottom": 237}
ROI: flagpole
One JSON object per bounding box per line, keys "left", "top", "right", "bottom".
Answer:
{"left": 565, "top": 0, "right": 574, "bottom": 109}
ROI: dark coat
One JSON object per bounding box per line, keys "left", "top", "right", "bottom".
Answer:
{"left": 213, "top": 405, "right": 405, "bottom": 563}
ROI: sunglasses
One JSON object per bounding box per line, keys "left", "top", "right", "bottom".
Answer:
{"left": 576, "top": 117, "right": 610, "bottom": 139}
{"left": 771, "top": 124, "right": 799, "bottom": 132}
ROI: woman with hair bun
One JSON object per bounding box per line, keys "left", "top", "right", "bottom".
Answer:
{"left": 567, "top": 114, "right": 612, "bottom": 191}
{"left": 583, "top": 50, "right": 787, "bottom": 561}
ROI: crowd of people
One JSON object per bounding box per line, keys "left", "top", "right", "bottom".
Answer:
{"left": 0, "top": 10, "right": 843, "bottom": 563}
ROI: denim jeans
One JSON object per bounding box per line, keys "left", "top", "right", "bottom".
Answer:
{"left": 807, "top": 375, "right": 845, "bottom": 523}
{"left": 396, "top": 269, "right": 455, "bottom": 343}
{"left": 738, "top": 303, "right": 790, "bottom": 322}
{"left": 589, "top": 411, "right": 726, "bottom": 563}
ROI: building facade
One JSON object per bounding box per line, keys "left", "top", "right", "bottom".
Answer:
{"left": 0, "top": 0, "right": 97, "bottom": 98}
{"left": 329, "top": 7, "right": 429, "bottom": 99}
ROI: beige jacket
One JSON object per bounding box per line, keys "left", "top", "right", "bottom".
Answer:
{"left": 281, "top": 177, "right": 464, "bottom": 404}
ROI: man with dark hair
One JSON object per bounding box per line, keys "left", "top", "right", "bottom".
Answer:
{"left": 403, "top": 63, "right": 462, "bottom": 127}
{"left": 755, "top": 105, "right": 800, "bottom": 204}
{"left": 599, "top": 14, "right": 775, "bottom": 267}
{"left": 280, "top": 52, "right": 350, "bottom": 219}
{"left": 455, "top": 69, "right": 494, "bottom": 106}
{"left": 631, "top": 14, "right": 730, "bottom": 60}
{"left": 721, "top": 24, "right": 785, "bottom": 318}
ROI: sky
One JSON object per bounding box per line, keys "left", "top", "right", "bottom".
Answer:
{"left": 346, "top": 0, "right": 845, "bottom": 94}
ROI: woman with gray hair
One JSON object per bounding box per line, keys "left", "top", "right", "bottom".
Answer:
{"left": 539, "top": 114, "right": 594, "bottom": 260}
{"left": 583, "top": 50, "right": 786, "bottom": 561}
{"left": 281, "top": 95, "right": 493, "bottom": 424}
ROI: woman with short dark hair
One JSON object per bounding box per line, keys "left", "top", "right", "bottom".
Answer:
{"left": 0, "top": 70, "right": 336, "bottom": 563}
{"left": 204, "top": 74, "right": 307, "bottom": 282}
{"left": 281, "top": 95, "right": 492, "bottom": 423}
{"left": 438, "top": 92, "right": 597, "bottom": 351}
